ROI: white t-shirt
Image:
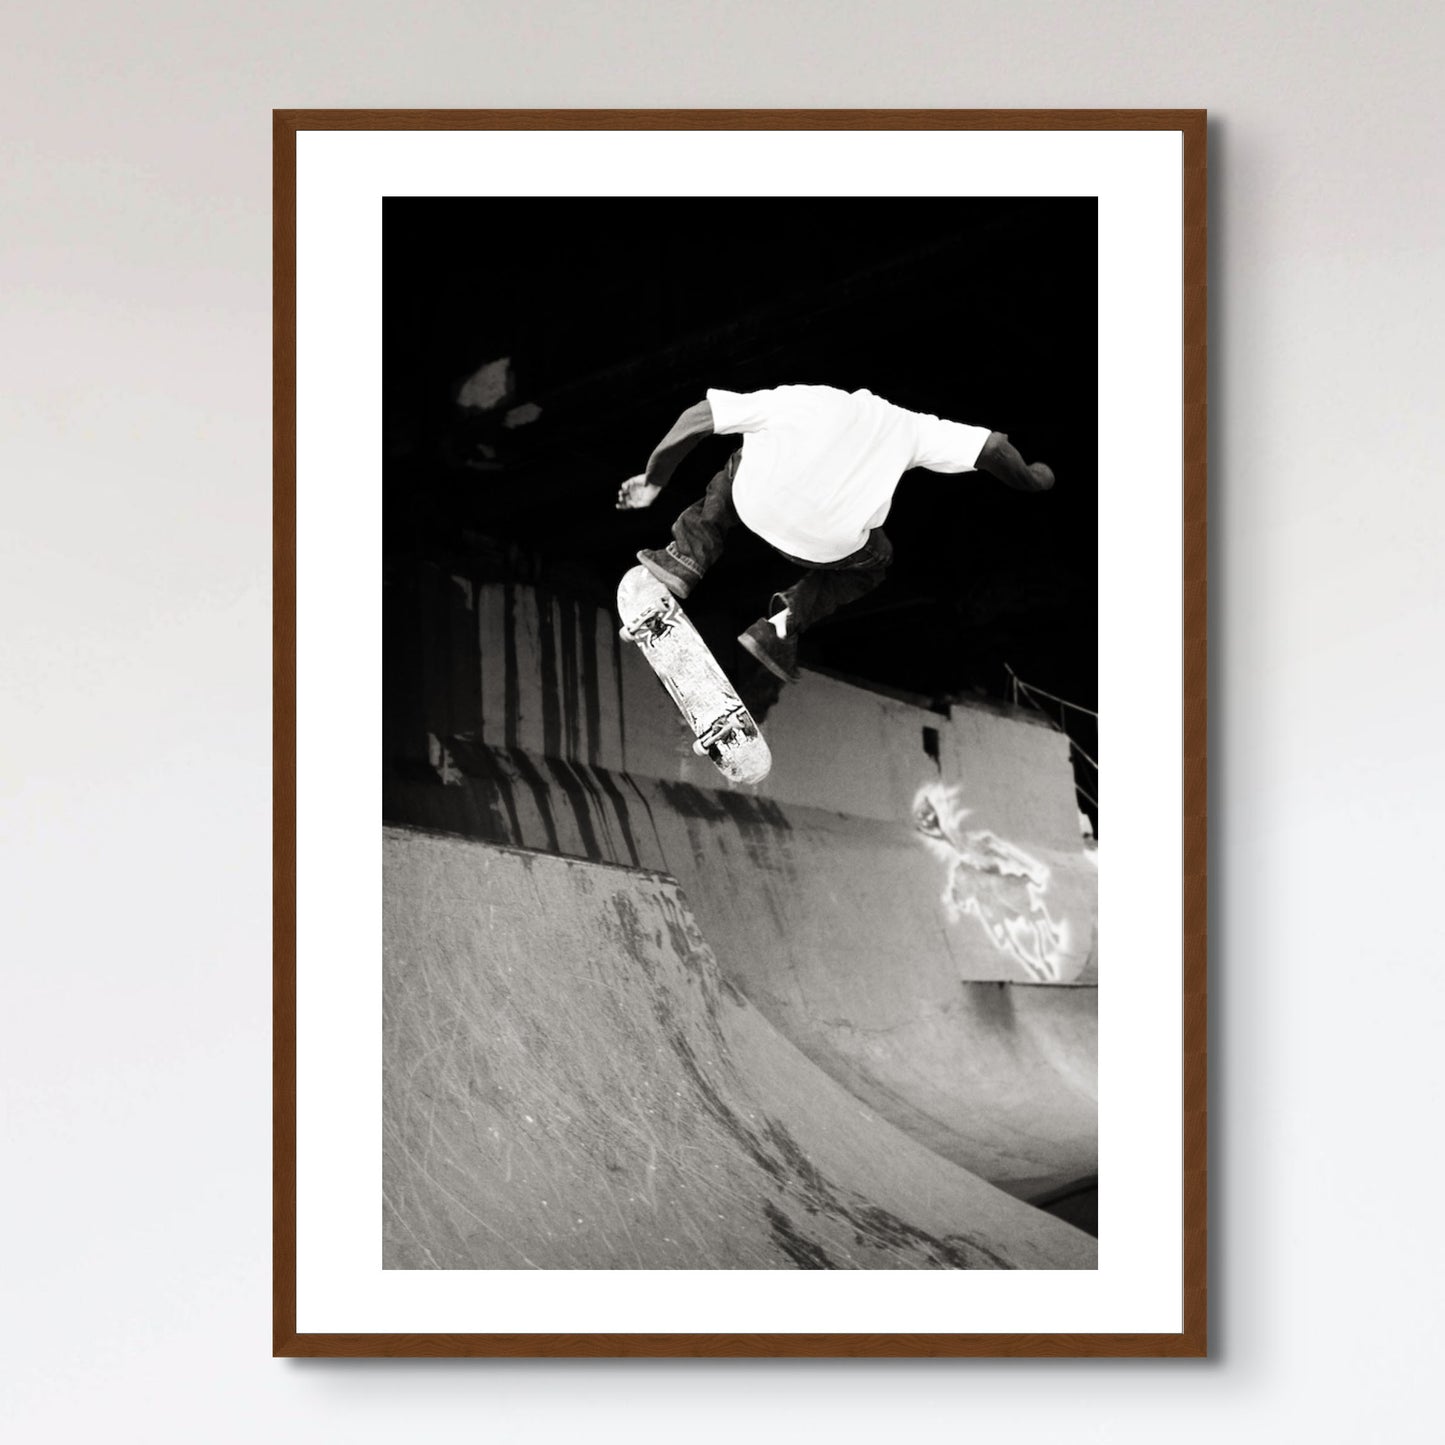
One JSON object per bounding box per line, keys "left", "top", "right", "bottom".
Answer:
{"left": 706, "top": 385, "right": 991, "bottom": 563}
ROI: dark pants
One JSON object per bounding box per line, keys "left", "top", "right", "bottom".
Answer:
{"left": 669, "top": 450, "right": 893, "bottom": 636}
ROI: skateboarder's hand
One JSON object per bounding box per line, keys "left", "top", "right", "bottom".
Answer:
{"left": 1028, "top": 463, "right": 1056, "bottom": 491}
{"left": 616, "top": 475, "right": 662, "bottom": 510}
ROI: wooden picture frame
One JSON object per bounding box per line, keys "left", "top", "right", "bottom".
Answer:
{"left": 275, "top": 108, "right": 1206, "bottom": 1357}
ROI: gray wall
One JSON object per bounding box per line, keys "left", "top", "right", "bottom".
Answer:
{"left": 3, "top": 1, "right": 1442, "bottom": 1440}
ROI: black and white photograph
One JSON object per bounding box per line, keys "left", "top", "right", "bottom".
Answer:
{"left": 19, "top": 0, "right": 1445, "bottom": 1427}
{"left": 380, "top": 194, "right": 1102, "bottom": 1273}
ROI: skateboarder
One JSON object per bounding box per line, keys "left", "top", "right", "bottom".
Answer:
{"left": 616, "top": 385, "right": 1055, "bottom": 684}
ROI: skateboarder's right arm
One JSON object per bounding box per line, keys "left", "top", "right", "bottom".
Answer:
{"left": 616, "top": 400, "right": 716, "bottom": 509}
{"left": 911, "top": 409, "right": 1055, "bottom": 493}
{"left": 976, "top": 432, "right": 1055, "bottom": 492}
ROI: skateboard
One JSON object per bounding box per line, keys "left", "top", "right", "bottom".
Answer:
{"left": 617, "top": 565, "right": 772, "bottom": 786}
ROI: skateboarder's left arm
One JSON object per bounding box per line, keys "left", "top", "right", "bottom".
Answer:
{"left": 617, "top": 400, "right": 716, "bottom": 509}
{"left": 976, "top": 432, "right": 1055, "bottom": 492}
{"left": 645, "top": 399, "right": 716, "bottom": 489}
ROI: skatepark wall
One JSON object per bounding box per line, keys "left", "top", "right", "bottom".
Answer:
{"left": 384, "top": 563, "right": 1098, "bottom": 1199}
{"left": 387, "top": 563, "right": 1087, "bottom": 842}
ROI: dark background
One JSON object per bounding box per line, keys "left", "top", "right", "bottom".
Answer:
{"left": 383, "top": 198, "right": 1097, "bottom": 807}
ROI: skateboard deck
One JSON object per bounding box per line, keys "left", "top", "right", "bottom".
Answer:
{"left": 617, "top": 565, "right": 772, "bottom": 786}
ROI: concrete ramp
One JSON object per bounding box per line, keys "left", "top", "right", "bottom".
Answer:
{"left": 383, "top": 827, "right": 1095, "bottom": 1271}
{"left": 386, "top": 571, "right": 1098, "bottom": 1207}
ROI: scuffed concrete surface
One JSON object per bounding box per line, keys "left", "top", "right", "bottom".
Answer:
{"left": 383, "top": 827, "right": 1094, "bottom": 1270}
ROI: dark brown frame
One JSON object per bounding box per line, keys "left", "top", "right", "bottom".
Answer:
{"left": 274, "top": 108, "right": 1207, "bottom": 1358}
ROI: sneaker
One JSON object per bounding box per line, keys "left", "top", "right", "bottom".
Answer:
{"left": 739, "top": 618, "right": 800, "bottom": 684}
{"left": 636, "top": 546, "right": 696, "bottom": 600}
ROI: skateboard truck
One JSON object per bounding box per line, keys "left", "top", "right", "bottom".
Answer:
{"left": 692, "top": 707, "right": 747, "bottom": 757}
{"left": 619, "top": 591, "right": 680, "bottom": 644}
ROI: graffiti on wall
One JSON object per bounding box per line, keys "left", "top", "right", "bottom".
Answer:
{"left": 912, "top": 783, "right": 1071, "bottom": 983}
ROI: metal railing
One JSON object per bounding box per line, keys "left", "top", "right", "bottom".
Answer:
{"left": 1005, "top": 664, "right": 1098, "bottom": 837}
